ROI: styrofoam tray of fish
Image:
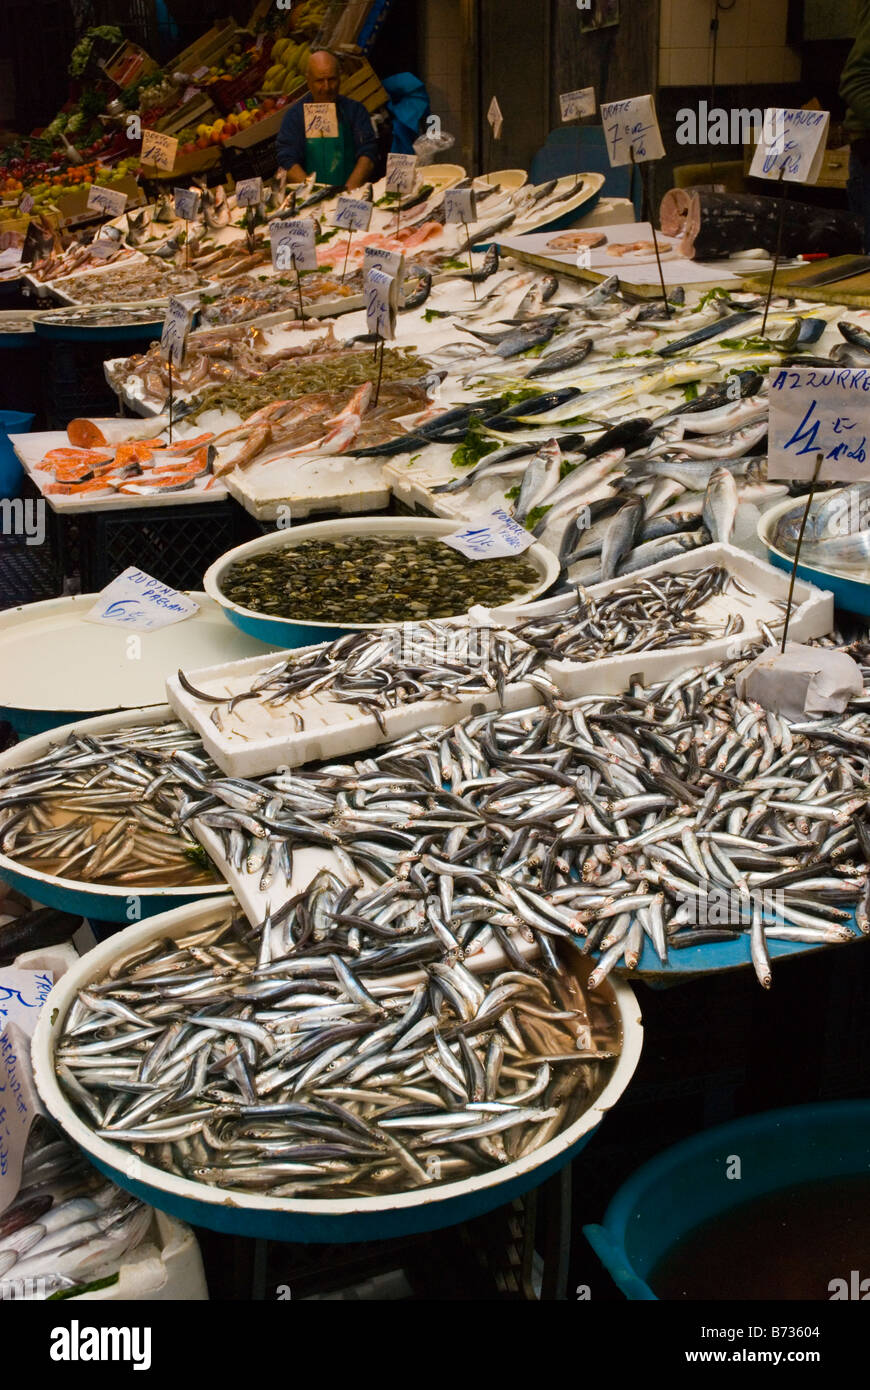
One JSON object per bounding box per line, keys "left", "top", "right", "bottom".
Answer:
{"left": 165, "top": 641, "right": 542, "bottom": 778}
{"left": 489, "top": 543, "right": 834, "bottom": 699}
{"left": 10, "top": 429, "right": 229, "bottom": 513}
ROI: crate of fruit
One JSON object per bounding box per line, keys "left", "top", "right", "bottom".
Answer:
{"left": 208, "top": 42, "right": 275, "bottom": 116}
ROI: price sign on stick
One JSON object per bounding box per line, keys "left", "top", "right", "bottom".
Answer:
{"left": 600, "top": 95, "right": 664, "bottom": 165}
{"left": 88, "top": 238, "right": 117, "bottom": 260}
{"left": 487, "top": 97, "right": 504, "bottom": 140}
{"left": 173, "top": 187, "right": 200, "bottom": 221}
{"left": 560, "top": 87, "right": 596, "bottom": 121}
{"left": 333, "top": 195, "right": 373, "bottom": 232}
{"left": 385, "top": 154, "right": 418, "bottom": 195}
{"left": 364, "top": 245, "right": 405, "bottom": 305}
{"left": 768, "top": 366, "right": 870, "bottom": 481}
{"left": 270, "top": 217, "right": 317, "bottom": 272}
{"left": 235, "top": 177, "right": 263, "bottom": 207}
{"left": 749, "top": 108, "right": 830, "bottom": 184}
{"left": 160, "top": 296, "right": 192, "bottom": 366}
{"left": 365, "top": 266, "right": 397, "bottom": 340}
{"left": 18, "top": 194, "right": 34, "bottom": 215}
{"left": 86, "top": 184, "right": 127, "bottom": 216}
{"left": 444, "top": 188, "right": 477, "bottom": 225}
{"left": 443, "top": 507, "right": 536, "bottom": 560}
{"left": 140, "top": 129, "right": 178, "bottom": 172}
{"left": 303, "top": 103, "right": 339, "bottom": 138}
{"left": 0, "top": 1024, "right": 41, "bottom": 1217}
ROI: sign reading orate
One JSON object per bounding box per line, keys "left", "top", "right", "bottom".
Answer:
{"left": 768, "top": 365, "right": 870, "bottom": 481}
{"left": 333, "top": 195, "right": 373, "bottom": 232}
{"left": 270, "top": 217, "right": 317, "bottom": 273}
{"left": 600, "top": 95, "right": 664, "bottom": 165}
{"left": 86, "top": 183, "right": 127, "bottom": 216}
{"left": 160, "top": 295, "right": 193, "bottom": 365}
{"left": 365, "top": 266, "right": 396, "bottom": 340}
{"left": 303, "top": 103, "right": 339, "bottom": 138}
{"left": 442, "top": 506, "right": 536, "bottom": 560}
{"left": 444, "top": 187, "right": 477, "bottom": 225}
{"left": 385, "top": 153, "right": 418, "bottom": 195}
{"left": 748, "top": 107, "right": 830, "bottom": 184}
{"left": 487, "top": 96, "right": 504, "bottom": 140}
{"left": 140, "top": 128, "right": 178, "bottom": 171}
{"left": 560, "top": 87, "right": 596, "bottom": 121}
{"left": 173, "top": 186, "right": 200, "bottom": 221}
{"left": 235, "top": 177, "right": 264, "bottom": 207}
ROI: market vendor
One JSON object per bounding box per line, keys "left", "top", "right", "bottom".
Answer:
{"left": 276, "top": 50, "right": 377, "bottom": 191}
{"left": 842, "top": 0, "right": 870, "bottom": 251}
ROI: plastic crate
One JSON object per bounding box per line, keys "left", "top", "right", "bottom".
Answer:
{"left": 222, "top": 135, "right": 280, "bottom": 182}
{"left": 42, "top": 333, "right": 161, "bottom": 431}
{"left": 79, "top": 497, "right": 246, "bottom": 592}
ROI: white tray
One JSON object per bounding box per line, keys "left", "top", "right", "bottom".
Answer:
{"left": 0, "top": 592, "right": 275, "bottom": 715}
{"left": 166, "top": 640, "right": 540, "bottom": 778}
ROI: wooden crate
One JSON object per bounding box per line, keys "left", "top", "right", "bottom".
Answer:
{"left": 340, "top": 57, "right": 388, "bottom": 114}
{"left": 170, "top": 20, "right": 240, "bottom": 76}
{"left": 156, "top": 94, "right": 220, "bottom": 137}
{"left": 102, "top": 41, "right": 159, "bottom": 88}
{"left": 149, "top": 146, "right": 221, "bottom": 179}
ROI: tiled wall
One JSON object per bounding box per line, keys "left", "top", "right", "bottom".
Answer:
{"left": 659, "top": 0, "right": 802, "bottom": 87}
{"left": 419, "top": 0, "right": 465, "bottom": 150}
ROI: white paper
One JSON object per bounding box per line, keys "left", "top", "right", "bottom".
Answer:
{"left": 768, "top": 365, "right": 870, "bottom": 481}
{"left": 444, "top": 187, "right": 477, "bottom": 226}
{"left": 140, "top": 129, "right": 178, "bottom": 172}
{"left": 749, "top": 108, "right": 830, "bottom": 185}
{"left": 173, "top": 186, "right": 200, "bottom": 221}
{"left": 386, "top": 154, "right": 418, "bottom": 195}
{"left": 160, "top": 295, "right": 193, "bottom": 366}
{"left": 18, "top": 195, "right": 34, "bottom": 215}
{"left": 442, "top": 507, "right": 535, "bottom": 559}
{"left": 364, "top": 246, "right": 405, "bottom": 305}
{"left": 736, "top": 644, "right": 864, "bottom": 720}
{"left": 270, "top": 217, "right": 317, "bottom": 273}
{"left": 192, "top": 64, "right": 209, "bottom": 81}
{"left": 0, "top": 970, "right": 54, "bottom": 1038}
{"left": 0, "top": 1023, "right": 42, "bottom": 1216}
{"left": 333, "top": 195, "right": 373, "bottom": 232}
{"left": 88, "top": 238, "right": 118, "bottom": 260}
{"left": 560, "top": 87, "right": 596, "bottom": 121}
{"left": 365, "top": 266, "right": 396, "bottom": 339}
{"left": 487, "top": 96, "right": 503, "bottom": 140}
{"left": 304, "top": 103, "right": 339, "bottom": 138}
{"left": 600, "top": 95, "right": 664, "bottom": 165}
{"left": 86, "top": 184, "right": 127, "bottom": 217}
{"left": 86, "top": 567, "right": 199, "bottom": 631}
{"left": 235, "top": 177, "right": 263, "bottom": 207}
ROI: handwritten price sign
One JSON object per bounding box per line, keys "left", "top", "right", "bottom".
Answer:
{"left": 160, "top": 296, "right": 193, "bottom": 366}
{"left": 560, "top": 87, "right": 596, "bottom": 121}
{"left": 442, "top": 507, "right": 536, "bottom": 560}
{"left": 270, "top": 217, "right": 317, "bottom": 273}
{"left": 303, "top": 103, "right": 339, "bottom": 138}
{"left": 386, "top": 153, "right": 418, "bottom": 195}
{"left": 748, "top": 108, "right": 830, "bottom": 184}
{"left": 333, "top": 195, "right": 373, "bottom": 232}
{"left": 235, "top": 177, "right": 263, "bottom": 207}
{"left": 600, "top": 95, "right": 664, "bottom": 166}
{"left": 365, "top": 266, "right": 396, "bottom": 340}
{"left": 444, "top": 187, "right": 477, "bottom": 225}
{"left": 768, "top": 365, "right": 870, "bottom": 481}
{"left": 86, "top": 184, "right": 128, "bottom": 216}
{"left": 87, "top": 567, "right": 199, "bottom": 631}
{"left": 140, "top": 129, "right": 178, "bottom": 172}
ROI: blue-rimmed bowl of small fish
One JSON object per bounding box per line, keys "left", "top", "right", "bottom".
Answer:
{"left": 33, "top": 897, "right": 641, "bottom": 1242}
{"left": 0, "top": 707, "right": 232, "bottom": 923}
{"left": 204, "top": 516, "right": 560, "bottom": 648}
{"left": 759, "top": 489, "right": 870, "bottom": 617}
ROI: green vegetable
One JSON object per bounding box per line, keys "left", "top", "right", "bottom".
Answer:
{"left": 451, "top": 419, "right": 501, "bottom": 470}
{"left": 49, "top": 1274, "right": 119, "bottom": 1301}
{"left": 442, "top": 256, "right": 465, "bottom": 270}
{"left": 69, "top": 25, "right": 123, "bottom": 78}
{"left": 505, "top": 484, "right": 521, "bottom": 500}
{"left": 498, "top": 388, "right": 541, "bottom": 406}
{"left": 698, "top": 285, "right": 730, "bottom": 310}
{"left": 521, "top": 344, "right": 546, "bottom": 358}
{"left": 682, "top": 381, "right": 700, "bottom": 402}
{"left": 524, "top": 504, "right": 551, "bottom": 530}
{"left": 423, "top": 308, "right": 447, "bottom": 322}
{"left": 315, "top": 227, "right": 340, "bottom": 244}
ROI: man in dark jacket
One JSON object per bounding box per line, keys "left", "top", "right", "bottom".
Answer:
{"left": 841, "top": 0, "right": 870, "bottom": 250}
{"left": 276, "top": 50, "right": 377, "bottom": 190}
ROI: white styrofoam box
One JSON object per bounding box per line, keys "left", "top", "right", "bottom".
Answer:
{"left": 166, "top": 640, "right": 541, "bottom": 778}
{"left": 575, "top": 196, "right": 636, "bottom": 228}
{"left": 486, "top": 543, "right": 834, "bottom": 699}
{"left": 224, "top": 451, "right": 392, "bottom": 522}
{"left": 72, "top": 1210, "right": 208, "bottom": 1302}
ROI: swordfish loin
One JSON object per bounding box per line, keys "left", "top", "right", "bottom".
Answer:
{"left": 659, "top": 188, "right": 863, "bottom": 261}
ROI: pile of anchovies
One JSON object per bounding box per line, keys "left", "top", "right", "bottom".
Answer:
{"left": 0, "top": 723, "right": 223, "bottom": 887}
{"left": 180, "top": 566, "right": 753, "bottom": 733}
{"left": 58, "top": 907, "right": 617, "bottom": 1198}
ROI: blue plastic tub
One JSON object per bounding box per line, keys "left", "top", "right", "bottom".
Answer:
{"left": 758, "top": 498, "right": 870, "bottom": 617}
{"left": 584, "top": 1101, "right": 870, "bottom": 1299}
{"left": 0, "top": 409, "right": 35, "bottom": 499}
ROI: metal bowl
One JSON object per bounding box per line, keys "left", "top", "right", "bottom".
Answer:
{"left": 0, "top": 705, "right": 231, "bottom": 923}
{"left": 758, "top": 496, "right": 870, "bottom": 616}
{"left": 203, "top": 515, "right": 560, "bottom": 648}
{"left": 33, "top": 898, "right": 643, "bottom": 1243}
